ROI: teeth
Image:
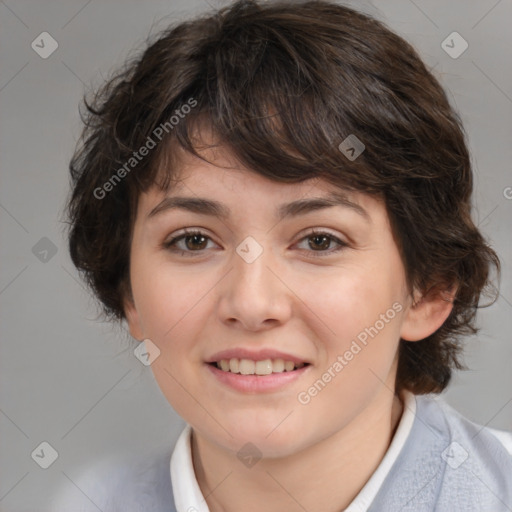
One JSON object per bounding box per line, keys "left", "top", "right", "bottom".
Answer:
{"left": 239, "top": 359, "right": 255, "bottom": 375}
{"left": 273, "top": 358, "right": 285, "bottom": 373}
{"left": 229, "top": 358, "right": 240, "bottom": 373}
{"left": 255, "top": 360, "right": 273, "bottom": 375}
{"left": 215, "top": 358, "right": 305, "bottom": 375}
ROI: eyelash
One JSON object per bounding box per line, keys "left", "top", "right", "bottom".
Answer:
{"left": 162, "top": 229, "right": 348, "bottom": 259}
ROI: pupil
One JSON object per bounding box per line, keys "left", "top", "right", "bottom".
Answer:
{"left": 310, "top": 235, "right": 329, "bottom": 250}
{"left": 184, "top": 235, "right": 331, "bottom": 251}
{"left": 186, "top": 234, "right": 207, "bottom": 250}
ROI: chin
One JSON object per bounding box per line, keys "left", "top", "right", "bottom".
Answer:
{"left": 221, "top": 418, "right": 306, "bottom": 457}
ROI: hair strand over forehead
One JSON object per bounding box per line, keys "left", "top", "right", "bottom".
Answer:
{"left": 66, "top": 0, "right": 500, "bottom": 395}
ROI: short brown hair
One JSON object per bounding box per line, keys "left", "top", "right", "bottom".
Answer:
{"left": 66, "top": 0, "right": 500, "bottom": 395}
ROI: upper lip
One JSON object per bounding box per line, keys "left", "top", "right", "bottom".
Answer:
{"left": 206, "top": 348, "right": 309, "bottom": 365}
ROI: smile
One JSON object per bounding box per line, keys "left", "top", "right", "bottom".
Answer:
{"left": 206, "top": 359, "right": 311, "bottom": 393}
{"left": 213, "top": 358, "right": 308, "bottom": 375}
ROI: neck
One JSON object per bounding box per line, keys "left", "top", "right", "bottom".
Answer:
{"left": 192, "top": 388, "right": 404, "bottom": 512}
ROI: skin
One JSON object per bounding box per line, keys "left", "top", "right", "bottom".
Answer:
{"left": 124, "top": 145, "right": 454, "bottom": 512}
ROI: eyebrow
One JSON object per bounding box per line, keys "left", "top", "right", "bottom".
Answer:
{"left": 146, "top": 191, "right": 370, "bottom": 223}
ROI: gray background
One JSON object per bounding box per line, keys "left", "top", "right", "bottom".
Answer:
{"left": 1, "top": 0, "right": 511, "bottom": 510}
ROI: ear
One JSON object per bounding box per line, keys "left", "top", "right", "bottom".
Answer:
{"left": 400, "top": 285, "right": 457, "bottom": 341}
{"left": 123, "top": 296, "right": 145, "bottom": 341}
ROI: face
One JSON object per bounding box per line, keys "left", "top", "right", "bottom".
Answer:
{"left": 125, "top": 146, "right": 427, "bottom": 458}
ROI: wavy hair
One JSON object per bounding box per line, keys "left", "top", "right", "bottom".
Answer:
{"left": 66, "top": 0, "right": 500, "bottom": 394}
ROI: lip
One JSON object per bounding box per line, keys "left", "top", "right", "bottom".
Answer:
{"left": 205, "top": 348, "right": 309, "bottom": 365}
{"left": 206, "top": 362, "right": 311, "bottom": 393}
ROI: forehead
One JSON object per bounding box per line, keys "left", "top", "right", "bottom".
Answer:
{"left": 135, "top": 145, "right": 385, "bottom": 229}
{"left": 150, "top": 122, "right": 323, "bottom": 196}
{"left": 150, "top": 140, "right": 334, "bottom": 190}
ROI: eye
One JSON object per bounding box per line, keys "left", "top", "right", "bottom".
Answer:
{"left": 295, "top": 230, "right": 348, "bottom": 257}
{"left": 162, "top": 228, "right": 348, "bottom": 258}
{"left": 163, "top": 229, "right": 217, "bottom": 256}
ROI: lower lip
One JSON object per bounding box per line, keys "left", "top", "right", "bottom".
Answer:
{"left": 206, "top": 363, "right": 310, "bottom": 393}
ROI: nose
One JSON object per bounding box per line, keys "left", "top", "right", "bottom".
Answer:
{"left": 217, "top": 241, "right": 293, "bottom": 332}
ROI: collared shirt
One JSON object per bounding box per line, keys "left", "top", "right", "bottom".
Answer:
{"left": 52, "top": 393, "right": 512, "bottom": 511}
{"left": 171, "top": 391, "right": 418, "bottom": 512}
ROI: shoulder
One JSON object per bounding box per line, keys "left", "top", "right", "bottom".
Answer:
{"left": 51, "top": 448, "right": 176, "bottom": 512}
{"left": 415, "top": 394, "right": 512, "bottom": 507}
{"left": 369, "top": 394, "right": 512, "bottom": 512}
{"left": 488, "top": 427, "right": 512, "bottom": 455}
{"left": 415, "top": 393, "right": 512, "bottom": 457}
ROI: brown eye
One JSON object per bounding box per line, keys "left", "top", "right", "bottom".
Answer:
{"left": 163, "top": 230, "right": 216, "bottom": 256}
{"left": 184, "top": 234, "right": 208, "bottom": 250}
{"left": 308, "top": 234, "right": 332, "bottom": 251}
{"left": 295, "top": 230, "right": 348, "bottom": 258}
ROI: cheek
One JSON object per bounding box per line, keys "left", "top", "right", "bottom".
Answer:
{"left": 291, "top": 260, "right": 406, "bottom": 409}
{"left": 132, "top": 262, "right": 215, "bottom": 419}
{"left": 130, "top": 261, "right": 222, "bottom": 396}
{"left": 289, "top": 272, "right": 404, "bottom": 438}
{"left": 297, "top": 264, "right": 404, "bottom": 347}
{"left": 131, "top": 259, "right": 211, "bottom": 340}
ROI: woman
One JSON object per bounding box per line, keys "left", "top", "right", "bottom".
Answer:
{"left": 62, "top": 1, "right": 512, "bottom": 510}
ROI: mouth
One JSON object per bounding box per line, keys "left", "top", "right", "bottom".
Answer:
{"left": 208, "top": 358, "right": 310, "bottom": 376}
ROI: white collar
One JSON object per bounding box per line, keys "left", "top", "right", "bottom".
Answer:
{"left": 343, "top": 390, "right": 416, "bottom": 511}
{"left": 170, "top": 391, "right": 417, "bottom": 512}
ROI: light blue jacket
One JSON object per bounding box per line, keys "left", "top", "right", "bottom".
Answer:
{"left": 54, "top": 395, "right": 512, "bottom": 511}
